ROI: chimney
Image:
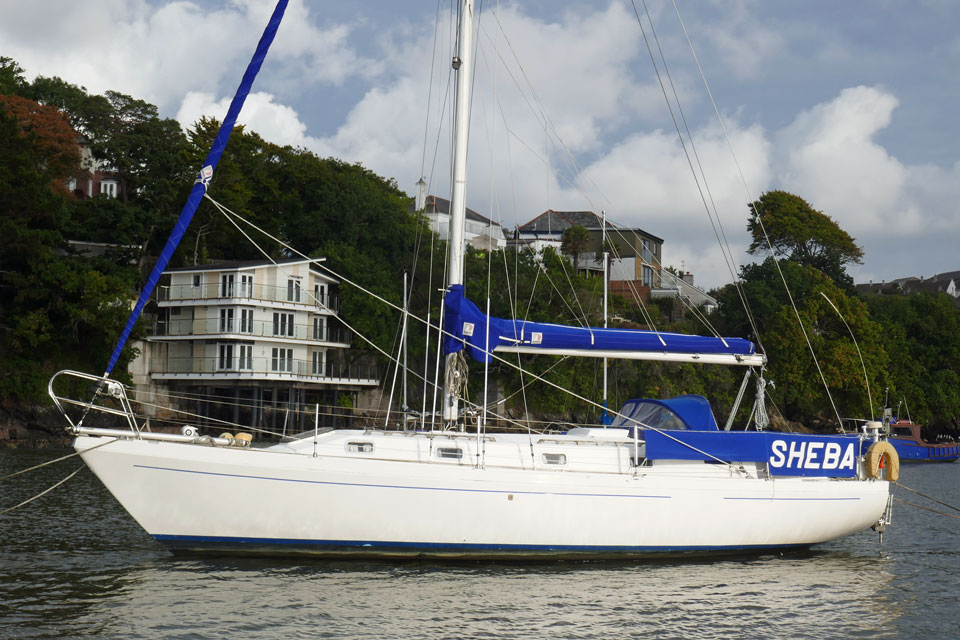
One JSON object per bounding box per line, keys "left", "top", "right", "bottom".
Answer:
{"left": 682, "top": 272, "right": 694, "bottom": 285}
{"left": 415, "top": 177, "right": 427, "bottom": 211}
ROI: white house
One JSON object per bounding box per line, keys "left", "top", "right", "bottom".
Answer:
{"left": 140, "top": 258, "right": 379, "bottom": 432}
{"left": 413, "top": 180, "right": 506, "bottom": 250}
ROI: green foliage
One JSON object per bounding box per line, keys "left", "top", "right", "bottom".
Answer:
{"left": 561, "top": 224, "right": 591, "bottom": 272}
{"left": 748, "top": 191, "right": 863, "bottom": 288}
{"left": 863, "top": 292, "right": 960, "bottom": 430}
{"left": 714, "top": 258, "right": 887, "bottom": 425}
{"left": 0, "top": 56, "right": 28, "bottom": 96}
{"left": 0, "top": 108, "right": 139, "bottom": 403}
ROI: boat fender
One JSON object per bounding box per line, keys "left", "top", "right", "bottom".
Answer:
{"left": 234, "top": 432, "right": 253, "bottom": 447}
{"left": 865, "top": 441, "right": 899, "bottom": 483}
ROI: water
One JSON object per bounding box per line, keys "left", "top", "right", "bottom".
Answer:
{"left": 2, "top": 448, "right": 958, "bottom": 639}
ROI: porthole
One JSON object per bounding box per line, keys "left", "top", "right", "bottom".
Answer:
{"left": 436, "top": 447, "right": 463, "bottom": 460}
{"left": 346, "top": 441, "right": 374, "bottom": 453}
{"left": 542, "top": 453, "right": 567, "bottom": 465}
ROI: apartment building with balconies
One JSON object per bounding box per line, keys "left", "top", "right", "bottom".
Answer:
{"left": 139, "top": 257, "right": 379, "bottom": 432}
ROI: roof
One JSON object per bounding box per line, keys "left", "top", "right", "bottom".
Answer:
{"left": 517, "top": 209, "right": 663, "bottom": 242}
{"left": 414, "top": 195, "right": 501, "bottom": 227}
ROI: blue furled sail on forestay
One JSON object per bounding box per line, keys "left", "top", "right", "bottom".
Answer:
{"left": 101, "top": 0, "right": 290, "bottom": 378}
{"left": 443, "top": 284, "right": 765, "bottom": 366}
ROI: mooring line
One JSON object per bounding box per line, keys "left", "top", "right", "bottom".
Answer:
{"left": 0, "top": 437, "right": 116, "bottom": 482}
{"left": 0, "top": 465, "right": 85, "bottom": 516}
{"left": 894, "top": 481, "right": 960, "bottom": 513}
{"left": 894, "top": 497, "right": 960, "bottom": 522}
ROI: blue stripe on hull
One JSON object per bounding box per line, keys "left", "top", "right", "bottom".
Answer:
{"left": 154, "top": 534, "right": 811, "bottom": 560}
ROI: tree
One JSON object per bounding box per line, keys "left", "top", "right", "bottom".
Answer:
{"left": 747, "top": 191, "right": 863, "bottom": 288}
{"left": 0, "top": 94, "right": 80, "bottom": 183}
{"left": 0, "top": 56, "right": 28, "bottom": 96}
{"left": 0, "top": 108, "right": 139, "bottom": 403}
{"left": 561, "top": 224, "right": 591, "bottom": 272}
{"left": 714, "top": 258, "right": 888, "bottom": 426}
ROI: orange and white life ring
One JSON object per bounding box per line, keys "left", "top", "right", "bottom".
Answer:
{"left": 865, "top": 441, "right": 899, "bottom": 483}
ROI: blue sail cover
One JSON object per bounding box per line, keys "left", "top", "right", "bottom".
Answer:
{"left": 443, "top": 285, "right": 756, "bottom": 362}
{"left": 103, "top": 0, "right": 289, "bottom": 377}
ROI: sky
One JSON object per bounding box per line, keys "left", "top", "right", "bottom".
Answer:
{"left": 2, "top": 0, "right": 958, "bottom": 289}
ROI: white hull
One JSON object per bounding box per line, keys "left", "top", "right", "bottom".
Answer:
{"left": 75, "top": 429, "right": 889, "bottom": 559}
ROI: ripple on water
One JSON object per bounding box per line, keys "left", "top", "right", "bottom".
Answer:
{"left": 1, "top": 449, "right": 958, "bottom": 639}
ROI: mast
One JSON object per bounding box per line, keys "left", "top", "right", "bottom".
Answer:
{"left": 602, "top": 210, "right": 609, "bottom": 424}
{"left": 442, "top": 0, "right": 475, "bottom": 424}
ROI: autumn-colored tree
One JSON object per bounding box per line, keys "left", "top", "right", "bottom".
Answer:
{"left": 747, "top": 190, "right": 863, "bottom": 288}
{"left": 0, "top": 94, "right": 80, "bottom": 184}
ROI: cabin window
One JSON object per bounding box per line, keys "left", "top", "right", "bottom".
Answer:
{"left": 436, "top": 447, "right": 463, "bottom": 460}
{"left": 346, "top": 442, "right": 374, "bottom": 453}
{"left": 542, "top": 453, "right": 567, "bottom": 466}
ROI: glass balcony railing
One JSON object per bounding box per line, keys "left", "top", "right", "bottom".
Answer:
{"left": 157, "top": 282, "right": 339, "bottom": 311}
{"left": 152, "top": 318, "right": 351, "bottom": 344}
{"left": 152, "top": 356, "right": 378, "bottom": 382}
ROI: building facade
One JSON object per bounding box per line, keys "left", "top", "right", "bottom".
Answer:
{"left": 140, "top": 258, "right": 379, "bottom": 433}
{"left": 515, "top": 209, "right": 664, "bottom": 288}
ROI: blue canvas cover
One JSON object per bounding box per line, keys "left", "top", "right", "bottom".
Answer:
{"left": 612, "top": 395, "right": 719, "bottom": 431}
{"left": 443, "top": 285, "right": 756, "bottom": 362}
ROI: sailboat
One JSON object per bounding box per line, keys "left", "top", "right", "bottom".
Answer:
{"left": 50, "top": 0, "right": 896, "bottom": 559}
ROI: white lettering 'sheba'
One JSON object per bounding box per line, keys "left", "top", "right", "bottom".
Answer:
{"left": 770, "top": 440, "right": 786, "bottom": 467}
{"left": 768, "top": 439, "right": 855, "bottom": 471}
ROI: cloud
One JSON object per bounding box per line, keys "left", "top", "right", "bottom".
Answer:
{"left": 1, "top": 0, "right": 371, "bottom": 112}
{"left": 176, "top": 90, "right": 320, "bottom": 150}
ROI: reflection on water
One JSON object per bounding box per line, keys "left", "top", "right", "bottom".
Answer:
{"left": 1, "top": 449, "right": 956, "bottom": 639}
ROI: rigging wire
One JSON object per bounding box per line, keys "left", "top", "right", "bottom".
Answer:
{"left": 664, "top": 0, "right": 842, "bottom": 428}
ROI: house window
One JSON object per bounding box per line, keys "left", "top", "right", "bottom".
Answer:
{"left": 641, "top": 238, "right": 652, "bottom": 263}
{"left": 219, "top": 308, "right": 234, "bottom": 332}
{"left": 312, "top": 316, "right": 326, "bottom": 340}
{"left": 100, "top": 180, "right": 118, "bottom": 198}
{"left": 217, "top": 344, "right": 234, "bottom": 370}
{"left": 273, "top": 312, "right": 295, "bottom": 337}
{"left": 67, "top": 178, "right": 77, "bottom": 192}
{"left": 240, "top": 274, "right": 253, "bottom": 298}
{"left": 220, "top": 274, "right": 235, "bottom": 297}
{"left": 240, "top": 309, "right": 254, "bottom": 333}
{"left": 312, "top": 350, "right": 325, "bottom": 375}
{"left": 314, "top": 283, "right": 326, "bottom": 306}
{"left": 642, "top": 265, "right": 654, "bottom": 287}
{"left": 238, "top": 344, "right": 253, "bottom": 370}
{"left": 287, "top": 278, "right": 301, "bottom": 302}
{"left": 192, "top": 274, "right": 202, "bottom": 288}
{"left": 271, "top": 347, "right": 293, "bottom": 372}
